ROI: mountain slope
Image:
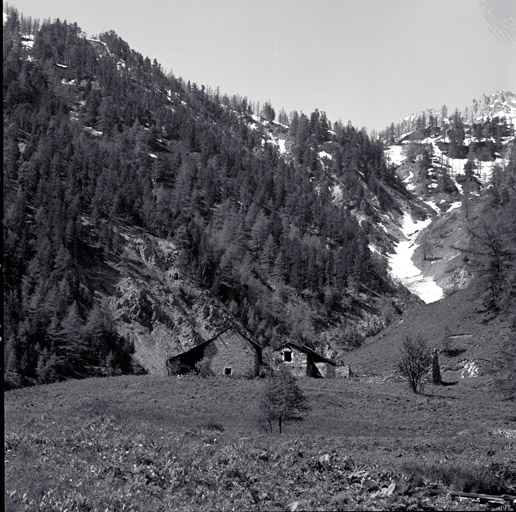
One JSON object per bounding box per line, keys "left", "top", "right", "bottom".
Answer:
{"left": 3, "top": 7, "right": 410, "bottom": 383}
{"left": 345, "top": 285, "right": 515, "bottom": 382}
{"left": 3, "top": 6, "right": 515, "bottom": 387}
{"left": 382, "top": 93, "right": 515, "bottom": 301}
{"left": 353, "top": 95, "right": 516, "bottom": 382}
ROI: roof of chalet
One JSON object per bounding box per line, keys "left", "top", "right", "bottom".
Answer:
{"left": 168, "top": 326, "right": 261, "bottom": 361}
{"left": 274, "top": 342, "right": 336, "bottom": 366}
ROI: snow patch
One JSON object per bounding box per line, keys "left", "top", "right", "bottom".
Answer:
{"left": 377, "top": 222, "right": 389, "bottom": 234}
{"left": 388, "top": 212, "right": 444, "bottom": 303}
{"left": 318, "top": 150, "right": 333, "bottom": 160}
{"left": 83, "top": 126, "right": 103, "bottom": 137}
{"left": 424, "top": 200, "right": 440, "bottom": 213}
{"left": 404, "top": 171, "right": 416, "bottom": 191}
{"left": 331, "top": 184, "right": 343, "bottom": 204}
{"left": 385, "top": 145, "right": 405, "bottom": 167}
{"left": 447, "top": 201, "right": 461, "bottom": 212}
{"left": 267, "top": 137, "right": 287, "bottom": 154}
{"left": 461, "top": 361, "right": 479, "bottom": 379}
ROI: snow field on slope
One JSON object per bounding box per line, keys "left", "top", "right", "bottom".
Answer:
{"left": 388, "top": 135, "right": 509, "bottom": 195}
{"left": 429, "top": 139, "right": 507, "bottom": 189}
{"left": 388, "top": 212, "right": 444, "bottom": 304}
{"left": 385, "top": 145, "right": 404, "bottom": 166}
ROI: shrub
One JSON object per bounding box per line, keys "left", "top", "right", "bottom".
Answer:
{"left": 397, "top": 334, "right": 432, "bottom": 393}
{"left": 204, "top": 421, "right": 225, "bottom": 432}
{"left": 401, "top": 461, "right": 513, "bottom": 494}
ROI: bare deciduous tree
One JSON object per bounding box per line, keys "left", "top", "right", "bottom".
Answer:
{"left": 397, "top": 334, "right": 432, "bottom": 394}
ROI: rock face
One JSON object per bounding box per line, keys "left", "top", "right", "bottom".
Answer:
{"left": 102, "top": 223, "right": 235, "bottom": 374}
{"left": 462, "top": 90, "right": 516, "bottom": 124}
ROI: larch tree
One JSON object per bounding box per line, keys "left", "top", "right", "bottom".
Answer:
{"left": 259, "top": 365, "right": 310, "bottom": 433}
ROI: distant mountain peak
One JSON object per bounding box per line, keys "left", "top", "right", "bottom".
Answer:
{"left": 463, "top": 90, "right": 516, "bottom": 124}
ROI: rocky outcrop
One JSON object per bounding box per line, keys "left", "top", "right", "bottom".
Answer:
{"left": 463, "top": 90, "right": 516, "bottom": 124}
{"left": 102, "top": 224, "right": 235, "bottom": 374}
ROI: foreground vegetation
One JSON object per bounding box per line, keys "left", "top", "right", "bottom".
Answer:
{"left": 5, "top": 375, "right": 516, "bottom": 511}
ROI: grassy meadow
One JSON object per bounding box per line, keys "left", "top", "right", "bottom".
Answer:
{"left": 5, "top": 374, "right": 516, "bottom": 511}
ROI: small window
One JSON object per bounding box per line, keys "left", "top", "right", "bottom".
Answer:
{"left": 224, "top": 367, "right": 232, "bottom": 376}
{"left": 283, "top": 350, "right": 292, "bottom": 362}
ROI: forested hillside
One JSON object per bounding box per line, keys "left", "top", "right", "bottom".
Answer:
{"left": 3, "top": 7, "right": 407, "bottom": 387}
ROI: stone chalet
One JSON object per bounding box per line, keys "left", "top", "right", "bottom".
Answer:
{"left": 166, "top": 327, "right": 262, "bottom": 378}
{"left": 273, "top": 342, "right": 337, "bottom": 378}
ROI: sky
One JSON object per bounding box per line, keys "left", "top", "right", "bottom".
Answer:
{"left": 6, "top": 0, "right": 516, "bottom": 132}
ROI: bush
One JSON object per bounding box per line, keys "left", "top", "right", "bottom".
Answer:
{"left": 204, "top": 421, "right": 225, "bottom": 432}
{"left": 401, "top": 461, "right": 513, "bottom": 494}
{"left": 397, "top": 334, "right": 432, "bottom": 394}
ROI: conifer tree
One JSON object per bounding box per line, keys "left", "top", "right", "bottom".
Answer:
{"left": 432, "top": 348, "right": 442, "bottom": 385}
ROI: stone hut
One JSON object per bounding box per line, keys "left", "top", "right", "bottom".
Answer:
{"left": 166, "top": 327, "right": 262, "bottom": 378}
{"left": 273, "top": 342, "right": 337, "bottom": 378}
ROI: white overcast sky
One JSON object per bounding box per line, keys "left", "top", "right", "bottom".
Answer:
{"left": 6, "top": 0, "right": 516, "bottom": 131}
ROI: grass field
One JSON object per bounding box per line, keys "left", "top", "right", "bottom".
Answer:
{"left": 5, "top": 374, "right": 516, "bottom": 511}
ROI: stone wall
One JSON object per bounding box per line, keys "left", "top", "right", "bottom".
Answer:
{"left": 277, "top": 346, "right": 308, "bottom": 377}
{"left": 315, "top": 362, "right": 336, "bottom": 378}
{"left": 203, "top": 330, "right": 259, "bottom": 378}
{"left": 335, "top": 365, "right": 351, "bottom": 378}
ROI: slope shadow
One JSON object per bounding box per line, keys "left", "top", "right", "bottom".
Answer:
{"left": 440, "top": 380, "right": 459, "bottom": 386}
{"left": 76, "top": 239, "right": 122, "bottom": 298}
